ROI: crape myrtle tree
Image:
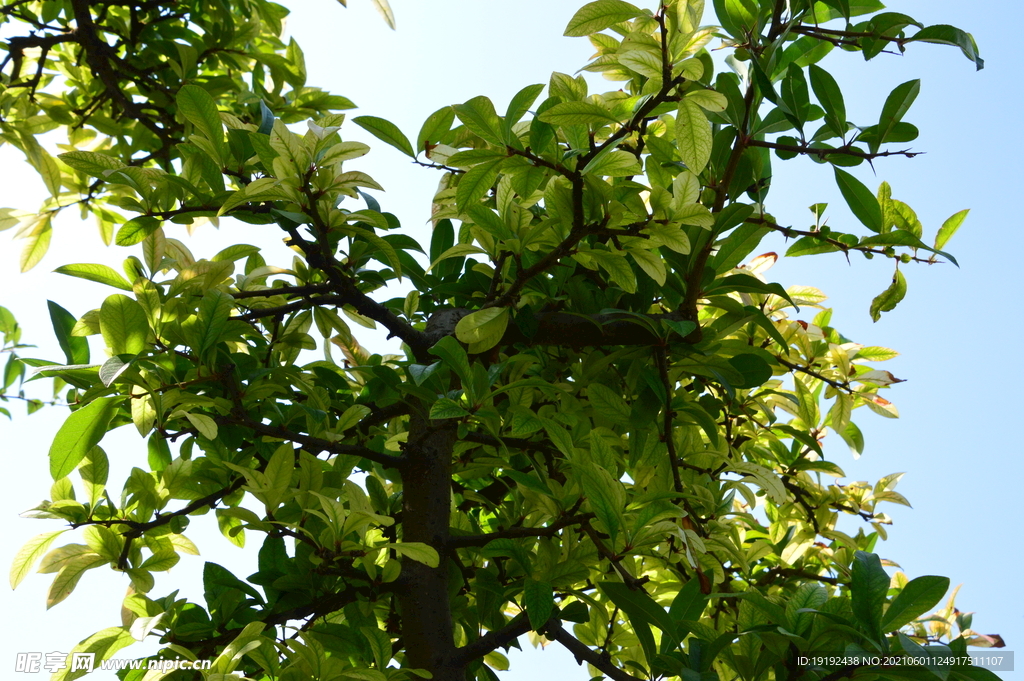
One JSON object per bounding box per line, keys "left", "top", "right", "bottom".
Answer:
{"left": 0, "top": 0, "right": 1001, "bottom": 680}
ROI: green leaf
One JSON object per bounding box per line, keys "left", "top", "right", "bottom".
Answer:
{"left": 456, "top": 158, "right": 504, "bottom": 209}
{"left": 873, "top": 80, "right": 920, "bottom": 154}
{"left": 10, "top": 530, "right": 65, "bottom": 589}
{"left": 858, "top": 230, "right": 958, "bottom": 266}
{"left": 909, "top": 25, "right": 983, "bottom": 70}
{"left": 177, "top": 85, "right": 225, "bottom": 158}
{"left": 114, "top": 215, "right": 161, "bottom": 247}
{"left": 100, "top": 294, "right": 149, "bottom": 355}
{"left": 786, "top": 583, "right": 829, "bottom": 635}
{"left": 429, "top": 397, "right": 470, "bottom": 420}
{"left": 809, "top": 65, "right": 847, "bottom": 138}
{"left": 212, "top": 244, "right": 260, "bottom": 262}
{"left": 505, "top": 84, "right": 545, "bottom": 133}
{"left": 587, "top": 382, "right": 631, "bottom": 424}
{"left": 361, "top": 626, "right": 393, "bottom": 671}
{"left": 417, "top": 106, "right": 456, "bottom": 153}
{"left": 705, "top": 273, "right": 797, "bottom": 308}
{"left": 391, "top": 542, "right": 440, "bottom": 567}
{"left": 543, "top": 421, "right": 576, "bottom": 458}
{"left": 537, "top": 101, "right": 619, "bottom": 127}
{"left": 353, "top": 116, "right": 415, "bottom": 158}
{"left": 583, "top": 149, "right": 642, "bottom": 177}
{"left": 20, "top": 216, "right": 52, "bottom": 272}
{"left": 590, "top": 250, "right": 637, "bottom": 293}
{"left": 881, "top": 575, "right": 949, "bottom": 632}
{"left": 780, "top": 63, "right": 811, "bottom": 131}
{"left": 810, "top": 0, "right": 883, "bottom": 22}
{"left": 455, "top": 96, "right": 506, "bottom": 146}
{"left": 559, "top": 601, "right": 590, "bottom": 623}
{"left": 48, "top": 301, "right": 89, "bottom": 365}
{"left": 208, "top": 621, "right": 266, "bottom": 675}
{"left": 80, "top": 445, "right": 108, "bottom": 506}
{"left": 455, "top": 307, "right": 509, "bottom": 354}
{"left": 851, "top": 550, "right": 889, "bottom": 637}
{"left": 676, "top": 99, "right": 712, "bottom": 173}
{"left": 46, "top": 552, "right": 108, "bottom": 609}
{"left": 430, "top": 335, "right": 473, "bottom": 386}
{"left": 185, "top": 412, "right": 218, "bottom": 440}
{"left": 669, "top": 578, "right": 708, "bottom": 624}
{"left": 834, "top": 168, "right": 883, "bottom": 233}
{"left": 524, "top": 579, "right": 555, "bottom": 630}
{"left": 599, "top": 581, "right": 680, "bottom": 663}
{"left": 258, "top": 100, "right": 275, "bottom": 135}
{"left": 563, "top": 0, "right": 644, "bottom": 37}
{"left": 731, "top": 462, "right": 787, "bottom": 503}
{"left": 870, "top": 269, "right": 907, "bottom": 322}
{"left": 727, "top": 353, "right": 773, "bottom": 389}
{"left": 714, "top": 0, "right": 759, "bottom": 37}
{"left": 49, "top": 397, "right": 120, "bottom": 480}
{"left": 408, "top": 362, "right": 441, "bottom": 387}
{"left": 785, "top": 235, "right": 841, "bottom": 257}
{"left": 57, "top": 151, "right": 124, "bottom": 178}
{"left": 935, "top": 209, "right": 968, "bottom": 250}
{"left": 52, "top": 627, "right": 135, "bottom": 681}
{"left": 686, "top": 89, "right": 729, "bottom": 112}
{"left": 336, "top": 404, "right": 371, "bottom": 432}
{"left": 194, "top": 289, "right": 234, "bottom": 355}
{"left": 263, "top": 443, "right": 295, "bottom": 511}
{"left": 840, "top": 420, "right": 865, "bottom": 456}
{"left": 710, "top": 223, "right": 771, "bottom": 271}
{"left": 577, "top": 463, "right": 625, "bottom": 543}
{"left": 629, "top": 247, "right": 666, "bottom": 285}
{"left": 54, "top": 264, "right": 133, "bottom": 291}
{"left": 319, "top": 141, "right": 372, "bottom": 166}
{"left": 662, "top": 319, "right": 697, "bottom": 338}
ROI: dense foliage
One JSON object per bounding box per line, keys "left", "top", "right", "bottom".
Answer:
{"left": 1, "top": 1, "right": 1001, "bottom": 680}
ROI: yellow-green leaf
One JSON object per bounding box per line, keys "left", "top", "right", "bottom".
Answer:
{"left": 455, "top": 307, "right": 509, "bottom": 353}
{"left": 564, "top": 0, "right": 644, "bottom": 37}
{"left": 47, "top": 553, "right": 109, "bottom": 609}
{"left": 10, "top": 531, "right": 65, "bottom": 589}
{"left": 100, "top": 294, "right": 149, "bottom": 355}
{"left": 20, "top": 215, "right": 52, "bottom": 272}
{"left": 49, "top": 397, "right": 120, "bottom": 480}
{"left": 391, "top": 542, "right": 439, "bottom": 567}
{"left": 676, "top": 99, "right": 712, "bottom": 173}
{"left": 184, "top": 412, "right": 219, "bottom": 440}
{"left": 55, "top": 263, "right": 133, "bottom": 291}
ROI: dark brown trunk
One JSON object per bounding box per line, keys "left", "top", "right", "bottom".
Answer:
{"left": 397, "top": 407, "right": 462, "bottom": 681}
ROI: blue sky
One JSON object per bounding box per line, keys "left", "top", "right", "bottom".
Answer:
{"left": 1, "top": 0, "right": 1020, "bottom": 678}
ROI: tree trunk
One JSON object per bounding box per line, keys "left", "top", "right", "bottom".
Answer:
{"left": 397, "top": 407, "right": 462, "bottom": 680}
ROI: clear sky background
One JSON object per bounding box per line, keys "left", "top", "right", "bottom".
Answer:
{"left": 0, "top": 1, "right": 1020, "bottom": 679}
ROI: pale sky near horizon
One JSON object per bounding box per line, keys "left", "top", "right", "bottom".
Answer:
{"left": 1, "top": 1, "right": 1021, "bottom": 679}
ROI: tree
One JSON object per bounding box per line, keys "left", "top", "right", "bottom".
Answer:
{"left": 0, "top": 1, "right": 1001, "bottom": 680}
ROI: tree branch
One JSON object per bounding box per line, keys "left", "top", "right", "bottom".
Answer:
{"left": 545, "top": 619, "right": 644, "bottom": 681}
{"left": 72, "top": 477, "right": 246, "bottom": 570}
{"left": 220, "top": 413, "right": 405, "bottom": 469}
{"left": 749, "top": 139, "right": 921, "bottom": 160}
{"left": 448, "top": 514, "right": 593, "bottom": 549}
{"left": 746, "top": 216, "right": 940, "bottom": 264}
{"left": 454, "top": 613, "right": 533, "bottom": 664}
{"left": 232, "top": 283, "right": 332, "bottom": 299}
{"left": 580, "top": 520, "right": 647, "bottom": 590}
{"left": 774, "top": 355, "right": 849, "bottom": 392}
